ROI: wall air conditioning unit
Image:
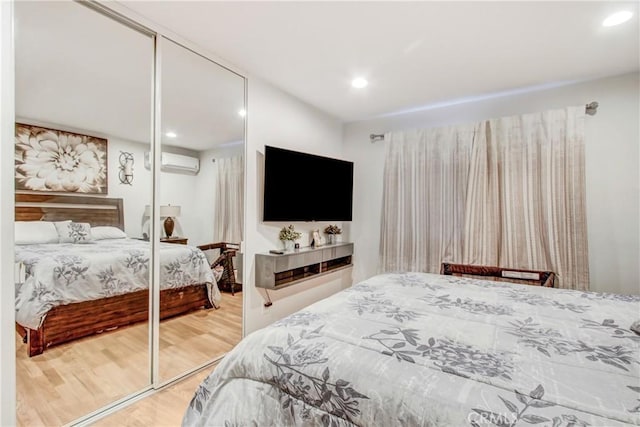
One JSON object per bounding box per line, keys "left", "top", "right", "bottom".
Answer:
{"left": 144, "top": 152, "right": 200, "bottom": 175}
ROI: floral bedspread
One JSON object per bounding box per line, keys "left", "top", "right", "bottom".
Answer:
{"left": 15, "top": 239, "right": 220, "bottom": 329}
{"left": 184, "top": 272, "right": 640, "bottom": 427}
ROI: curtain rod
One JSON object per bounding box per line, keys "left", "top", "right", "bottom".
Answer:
{"left": 369, "top": 101, "right": 599, "bottom": 143}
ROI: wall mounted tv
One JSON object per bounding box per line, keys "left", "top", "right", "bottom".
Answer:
{"left": 263, "top": 146, "right": 354, "bottom": 222}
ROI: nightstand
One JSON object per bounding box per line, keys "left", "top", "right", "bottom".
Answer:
{"left": 161, "top": 237, "right": 188, "bottom": 245}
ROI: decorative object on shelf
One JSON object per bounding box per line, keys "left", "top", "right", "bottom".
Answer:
{"left": 15, "top": 123, "right": 108, "bottom": 194}
{"left": 279, "top": 225, "right": 301, "bottom": 251}
{"left": 118, "top": 151, "right": 134, "bottom": 185}
{"left": 324, "top": 224, "right": 342, "bottom": 245}
{"left": 160, "top": 205, "right": 181, "bottom": 238}
{"left": 311, "top": 229, "right": 325, "bottom": 247}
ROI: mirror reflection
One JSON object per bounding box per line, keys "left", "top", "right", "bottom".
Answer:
{"left": 158, "top": 38, "right": 245, "bottom": 381}
{"left": 14, "top": 2, "right": 153, "bottom": 424}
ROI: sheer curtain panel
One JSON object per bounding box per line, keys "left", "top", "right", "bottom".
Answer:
{"left": 380, "top": 125, "right": 478, "bottom": 274}
{"left": 214, "top": 155, "right": 244, "bottom": 243}
{"left": 379, "top": 107, "right": 589, "bottom": 290}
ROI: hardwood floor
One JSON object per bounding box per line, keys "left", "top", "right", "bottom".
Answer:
{"left": 16, "top": 291, "right": 242, "bottom": 426}
{"left": 93, "top": 366, "right": 213, "bottom": 427}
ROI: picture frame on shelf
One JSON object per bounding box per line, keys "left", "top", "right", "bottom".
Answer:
{"left": 311, "top": 230, "right": 325, "bottom": 247}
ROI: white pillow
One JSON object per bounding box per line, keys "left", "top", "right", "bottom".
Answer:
{"left": 15, "top": 221, "right": 59, "bottom": 245}
{"left": 55, "top": 221, "right": 93, "bottom": 244}
{"left": 91, "top": 226, "right": 127, "bottom": 240}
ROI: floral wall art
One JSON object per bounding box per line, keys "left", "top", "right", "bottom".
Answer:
{"left": 15, "top": 123, "right": 108, "bottom": 194}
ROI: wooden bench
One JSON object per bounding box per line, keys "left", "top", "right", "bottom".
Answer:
{"left": 198, "top": 242, "right": 242, "bottom": 295}
{"left": 440, "top": 262, "right": 555, "bottom": 287}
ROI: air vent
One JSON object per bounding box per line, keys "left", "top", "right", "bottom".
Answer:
{"left": 144, "top": 152, "right": 200, "bottom": 175}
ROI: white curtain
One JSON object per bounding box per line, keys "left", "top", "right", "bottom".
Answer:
{"left": 380, "top": 124, "right": 478, "bottom": 273}
{"left": 380, "top": 107, "right": 589, "bottom": 290}
{"left": 214, "top": 155, "right": 244, "bottom": 243}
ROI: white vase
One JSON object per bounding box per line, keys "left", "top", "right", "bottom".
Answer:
{"left": 327, "top": 234, "right": 336, "bottom": 245}
{"left": 283, "top": 240, "right": 294, "bottom": 251}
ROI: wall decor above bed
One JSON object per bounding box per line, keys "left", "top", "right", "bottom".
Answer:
{"left": 15, "top": 123, "right": 108, "bottom": 194}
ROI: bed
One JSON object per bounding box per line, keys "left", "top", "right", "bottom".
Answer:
{"left": 183, "top": 271, "right": 640, "bottom": 426}
{"left": 15, "top": 193, "right": 220, "bottom": 357}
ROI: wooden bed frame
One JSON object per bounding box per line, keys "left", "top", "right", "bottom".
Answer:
{"left": 441, "top": 262, "right": 556, "bottom": 287}
{"left": 15, "top": 193, "right": 213, "bottom": 357}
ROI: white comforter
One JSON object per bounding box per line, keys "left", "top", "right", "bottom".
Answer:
{"left": 184, "top": 272, "right": 640, "bottom": 427}
{"left": 15, "top": 238, "right": 220, "bottom": 329}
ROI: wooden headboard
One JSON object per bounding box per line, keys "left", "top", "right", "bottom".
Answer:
{"left": 15, "top": 193, "right": 125, "bottom": 230}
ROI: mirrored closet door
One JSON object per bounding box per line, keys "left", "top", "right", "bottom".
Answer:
{"left": 158, "top": 37, "right": 245, "bottom": 382}
{"left": 14, "top": 2, "right": 153, "bottom": 424}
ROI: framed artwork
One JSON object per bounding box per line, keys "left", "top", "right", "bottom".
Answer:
{"left": 15, "top": 123, "right": 108, "bottom": 194}
{"left": 311, "top": 230, "right": 325, "bottom": 247}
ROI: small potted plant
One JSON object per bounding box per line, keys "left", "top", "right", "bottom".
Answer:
{"left": 279, "top": 224, "right": 302, "bottom": 251}
{"left": 324, "top": 224, "right": 342, "bottom": 245}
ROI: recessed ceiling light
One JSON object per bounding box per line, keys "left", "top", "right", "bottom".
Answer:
{"left": 238, "top": 109, "right": 246, "bottom": 117}
{"left": 165, "top": 132, "right": 177, "bottom": 138}
{"left": 351, "top": 77, "right": 368, "bottom": 89}
{"left": 602, "top": 11, "right": 633, "bottom": 27}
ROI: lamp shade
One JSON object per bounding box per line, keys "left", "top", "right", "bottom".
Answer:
{"left": 160, "top": 205, "right": 181, "bottom": 218}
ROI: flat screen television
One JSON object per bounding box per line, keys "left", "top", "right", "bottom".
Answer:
{"left": 263, "top": 146, "right": 353, "bottom": 221}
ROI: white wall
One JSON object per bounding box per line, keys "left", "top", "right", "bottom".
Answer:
{"left": 343, "top": 72, "right": 640, "bottom": 295}
{"left": 107, "top": 138, "right": 151, "bottom": 238}
{"left": 244, "top": 76, "right": 352, "bottom": 333}
{"left": 8, "top": 120, "right": 210, "bottom": 246}
{"left": 87, "top": 136, "right": 208, "bottom": 245}
{"left": 156, "top": 146, "right": 202, "bottom": 244}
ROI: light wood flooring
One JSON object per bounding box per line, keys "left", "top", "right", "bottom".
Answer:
{"left": 93, "top": 366, "right": 213, "bottom": 427}
{"left": 16, "top": 291, "right": 242, "bottom": 426}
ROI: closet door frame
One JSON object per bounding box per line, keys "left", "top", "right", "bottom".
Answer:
{"left": 154, "top": 34, "right": 248, "bottom": 386}
{"left": 1, "top": 1, "right": 248, "bottom": 425}
{"left": 0, "top": 1, "right": 16, "bottom": 426}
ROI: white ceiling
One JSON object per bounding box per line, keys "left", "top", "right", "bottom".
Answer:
{"left": 15, "top": 1, "right": 152, "bottom": 144}
{"left": 15, "top": 1, "right": 245, "bottom": 151}
{"left": 15, "top": 1, "right": 639, "bottom": 144}
{"left": 162, "top": 38, "right": 245, "bottom": 151}
{"left": 122, "top": 1, "right": 639, "bottom": 122}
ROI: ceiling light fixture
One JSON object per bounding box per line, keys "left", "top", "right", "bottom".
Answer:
{"left": 602, "top": 11, "right": 633, "bottom": 27}
{"left": 165, "top": 132, "right": 177, "bottom": 138}
{"left": 351, "top": 77, "right": 368, "bottom": 89}
{"left": 238, "top": 109, "right": 246, "bottom": 117}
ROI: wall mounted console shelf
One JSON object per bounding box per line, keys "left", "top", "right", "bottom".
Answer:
{"left": 255, "top": 242, "right": 353, "bottom": 289}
